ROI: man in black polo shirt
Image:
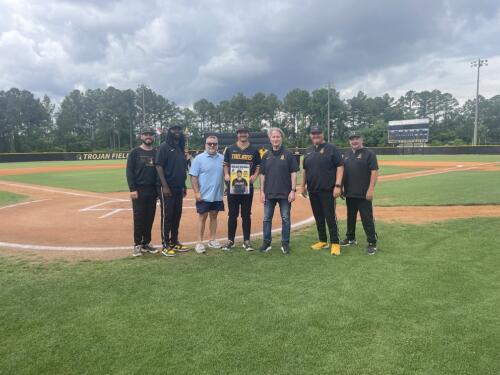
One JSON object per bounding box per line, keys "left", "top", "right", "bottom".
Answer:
{"left": 259, "top": 127, "right": 299, "bottom": 255}
{"left": 301, "top": 126, "right": 344, "bottom": 256}
{"left": 222, "top": 125, "right": 261, "bottom": 251}
{"left": 126, "top": 127, "right": 159, "bottom": 257}
{"left": 341, "top": 131, "right": 379, "bottom": 255}
{"left": 155, "top": 124, "right": 189, "bottom": 257}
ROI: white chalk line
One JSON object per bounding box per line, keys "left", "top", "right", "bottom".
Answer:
{"left": 0, "top": 216, "right": 315, "bottom": 251}
{"left": 0, "top": 180, "right": 126, "bottom": 201}
{"left": 1, "top": 161, "right": 497, "bottom": 252}
{"left": 0, "top": 199, "right": 51, "bottom": 210}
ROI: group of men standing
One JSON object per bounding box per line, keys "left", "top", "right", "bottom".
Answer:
{"left": 126, "top": 124, "right": 379, "bottom": 258}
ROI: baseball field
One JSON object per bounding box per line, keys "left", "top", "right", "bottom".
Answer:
{"left": 1, "top": 154, "right": 499, "bottom": 374}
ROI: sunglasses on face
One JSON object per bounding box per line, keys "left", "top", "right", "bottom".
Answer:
{"left": 206, "top": 142, "right": 218, "bottom": 147}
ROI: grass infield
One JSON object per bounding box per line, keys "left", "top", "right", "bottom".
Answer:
{"left": 0, "top": 190, "right": 27, "bottom": 207}
{"left": 0, "top": 165, "right": 422, "bottom": 193}
{"left": 1, "top": 218, "right": 499, "bottom": 374}
{"left": 375, "top": 170, "right": 500, "bottom": 206}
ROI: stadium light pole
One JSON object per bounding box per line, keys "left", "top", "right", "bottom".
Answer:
{"left": 326, "top": 82, "right": 332, "bottom": 142}
{"left": 470, "top": 58, "right": 488, "bottom": 146}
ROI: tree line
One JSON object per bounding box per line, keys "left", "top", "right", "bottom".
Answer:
{"left": 1, "top": 85, "right": 499, "bottom": 153}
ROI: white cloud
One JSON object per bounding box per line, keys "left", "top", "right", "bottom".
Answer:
{"left": 0, "top": 0, "right": 499, "bottom": 106}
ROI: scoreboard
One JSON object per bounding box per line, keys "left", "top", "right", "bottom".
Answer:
{"left": 388, "top": 119, "right": 430, "bottom": 144}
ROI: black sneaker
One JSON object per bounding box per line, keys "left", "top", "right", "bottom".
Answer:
{"left": 340, "top": 239, "right": 357, "bottom": 247}
{"left": 142, "top": 243, "right": 159, "bottom": 254}
{"left": 259, "top": 241, "right": 272, "bottom": 253}
{"left": 242, "top": 240, "right": 254, "bottom": 252}
{"left": 367, "top": 243, "right": 377, "bottom": 255}
{"left": 222, "top": 240, "right": 235, "bottom": 251}
{"left": 281, "top": 243, "right": 290, "bottom": 255}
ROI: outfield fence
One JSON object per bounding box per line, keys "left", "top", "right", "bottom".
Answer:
{"left": 1, "top": 145, "right": 500, "bottom": 163}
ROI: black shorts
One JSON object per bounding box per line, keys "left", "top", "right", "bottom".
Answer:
{"left": 196, "top": 200, "right": 225, "bottom": 214}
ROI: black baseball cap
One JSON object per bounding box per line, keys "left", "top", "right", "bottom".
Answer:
{"left": 236, "top": 125, "right": 249, "bottom": 133}
{"left": 310, "top": 126, "right": 323, "bottom": 134}
{"left": 169, "top": 123, "right": 183, "bottom": 130}
{"left": 140, "top": 127, "right": 155, "bottom": 135}
{"left": 348, "top": 130, "right": 362, "bottom": 139}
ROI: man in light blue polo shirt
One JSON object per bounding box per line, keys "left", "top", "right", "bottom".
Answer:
{"left": 189, "top": 135, "right": 225, "bottom": 253}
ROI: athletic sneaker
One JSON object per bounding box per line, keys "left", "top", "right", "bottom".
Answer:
{"left": 281, "top": 243, "right": 290, "bottom": 255}
{"left": 195, "top": 243, "right": 206, "bottom": 254}
{"left": 142, "top": 243, "right": 159, "bottom": 254}
{"left": 259, "top": 241, "right": 272, "bottom": 253}
{"left": 339, "top": 239, "right": 358, "bottom": 247}
{"left": 367, "top": 243, "right": 377, "bottom": 255}
{"left": 242, "top": 240, "right": 254, "bottom": 251}
{"left": 330, "top": 243, "right": 341, "bottom": 256}
{"left": 170, "top": 242, "right": 190, "bottom": 252}
{"left": 161, "top": 248, "right": 177, "bottom": 257}
{"left": 133, "top": 245, "right": 142, "bottom": 257}
{"left": 311, "top": 241, "right": 329, "bottom": 250}
{"left": 208, "top": 240, "right": 222, "bottom": 249}
{"left": 222, "top": 240, "right": 235, "bottom": 251}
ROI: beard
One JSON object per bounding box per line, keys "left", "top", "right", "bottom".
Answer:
{"left": 142, "top": 138, "right": 153, "bottom": 145}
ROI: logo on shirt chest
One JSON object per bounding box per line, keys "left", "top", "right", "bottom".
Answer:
{"left": 357, "top": 154, "right": 362, "bottom": 159}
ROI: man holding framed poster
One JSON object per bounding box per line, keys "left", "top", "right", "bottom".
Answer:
{"left": 222, "top": 125, "right": 261, "bottom": 251}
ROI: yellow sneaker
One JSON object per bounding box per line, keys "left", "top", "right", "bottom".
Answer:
{"left": 330, "top": 244, "right": 341, "bottom": 256}
{"left": 161, "top": 248, "right": 177, "bottom": 257}
{"left": 311, "top": 242, "right": 329, "bottom": 250}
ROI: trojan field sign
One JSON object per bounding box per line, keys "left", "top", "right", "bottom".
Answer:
{"left": 388, "top": 119, "right": 430, "bottom": 144}
{"left": 77, "top": 152, "right": 129, "bottom": 160}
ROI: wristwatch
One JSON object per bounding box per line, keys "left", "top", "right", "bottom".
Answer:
{"left": 292, "top": 189, "right": 297, "bottom": 192}
{"left": 335, "top": 184, "right": 341, "bottom": 188}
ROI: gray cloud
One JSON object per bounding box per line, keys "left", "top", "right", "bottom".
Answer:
{"left": 0, "top": 0, "right": 499, "bottom": 105}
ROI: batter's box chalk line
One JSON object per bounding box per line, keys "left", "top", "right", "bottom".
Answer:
{"left": 79, "top": 200, "right": 195, "bottom": 219}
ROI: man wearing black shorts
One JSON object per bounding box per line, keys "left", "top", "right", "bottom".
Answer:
{"left": 301, "top": 126, "right": 344, "bottom": 256}
{"left": 222, "top": 125, "right": 261, "bottom": 251}
{"left": 126, "top": 127, "right": 159, "bottom": 257}
{"left": 155, "top": 124, "right": 189, "bottom": 257}
{"left": 341, "top": 131, "right": 379, "bottom": 255}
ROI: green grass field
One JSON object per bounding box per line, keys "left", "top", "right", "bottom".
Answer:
{"left": 1, "top": 154, "right": 500, "bottom": 374}
{"left": 1, "top": 218, "right": 499, "bottom": 374}
{"left": 375, "top": 170, "right": 500, "bottom": 206}
{"left": 0, "top": 162, "right": 422, "bottom": 193}
{"left": 0, "top": 191, "right": 27, "bottom": 207}
{"left": 377, "top": 154, "right": 500, "bottom": 162}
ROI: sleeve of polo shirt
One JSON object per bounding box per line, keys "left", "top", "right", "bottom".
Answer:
{"left": 260, "top": 154, "right": 267, "bottom": 175}
{"left": 189, "top": 155, "right": 201, "bottom": 176}
{"left": 223, "top": 147, "right": 230, "bottom": 165}
{"left": 332, "top": 147, "right": 344, "bottom": 167}
{"left": 254, "top": 148, "right": 261, "bottom": 167}
{"left": 289, "top": 152, "right": 299, "bottom": 173}
{"left": 155, "top": 144, "right": 166, "bottom": 166}
{"left": 367, "top": 152, "right": 379, "bottom": 170}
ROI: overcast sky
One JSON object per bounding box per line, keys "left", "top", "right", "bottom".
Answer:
{"left": 1, "top": 0, "right": 499, "bottom": 105}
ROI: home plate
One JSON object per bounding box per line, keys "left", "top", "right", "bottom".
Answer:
{"left": 457, "top": 164, "right": 463, "bottom": 167}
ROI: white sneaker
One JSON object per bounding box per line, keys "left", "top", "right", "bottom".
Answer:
{"left": 195, "top": 243, "right": 206, "bottom": 254}
{"left": 132, "top": 245, "right": 142, "bottom": 257}
{"left": 208, "top": 240, "right": 222, "bottom": 249}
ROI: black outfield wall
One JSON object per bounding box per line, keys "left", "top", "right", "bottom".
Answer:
{"left": 1, "top": 146, "right": 499, "bottom": 163}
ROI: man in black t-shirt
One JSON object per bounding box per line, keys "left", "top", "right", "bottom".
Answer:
{"left": 301, "top": 126, "right": 344, "bottom": 256}
{"left": 155, "top": 124, "right": 190, "bottom": 257}
{"left": 126, "top": 127, "right": 159, "bottom": 257}
{"left": 259, "top": 128, "right": 299, "bottom": 255}
{"left": 341, "top": 131, "right": 379, "bottom": 255}
{"left": 222, "top": 125, "right": 261, "bottom": 251}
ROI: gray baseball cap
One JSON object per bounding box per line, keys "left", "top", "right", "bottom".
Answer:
{"left": 348, "top": 130, "right": 362, "bottom": 139}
